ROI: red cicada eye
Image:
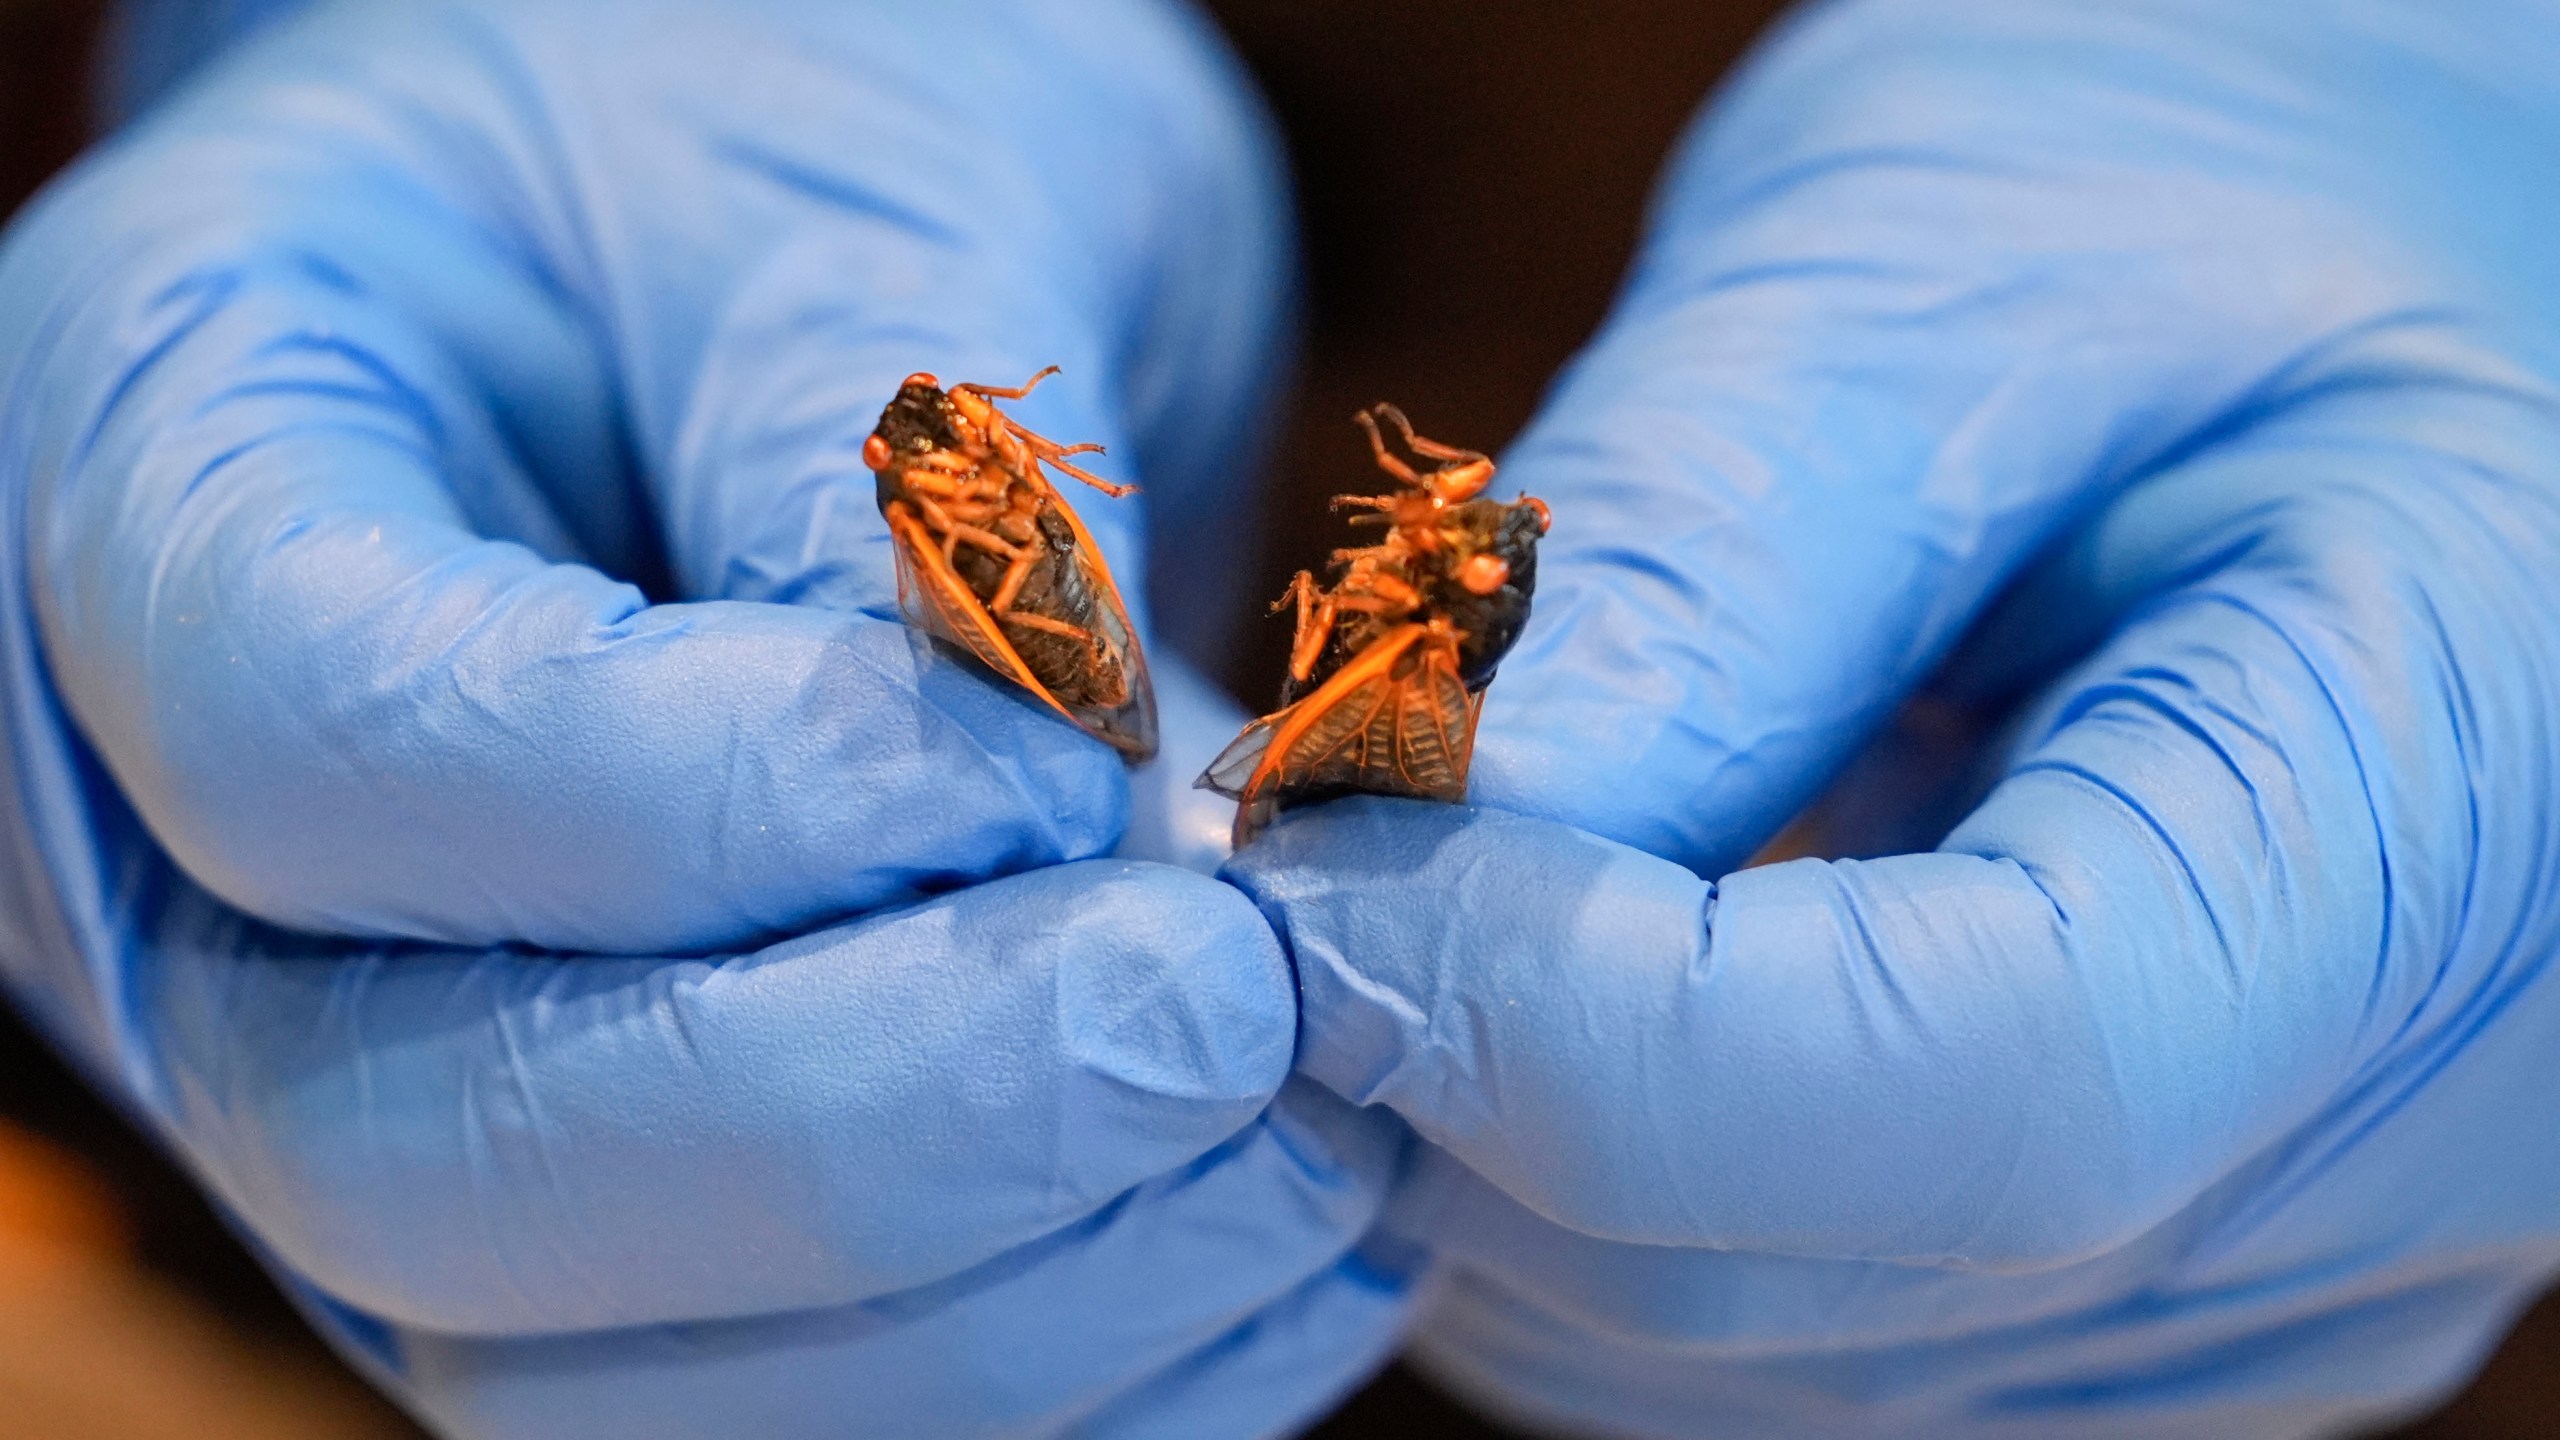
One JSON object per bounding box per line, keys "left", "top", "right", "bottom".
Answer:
{"left": 862, "top": 434, "right": 894, "bottom": 471}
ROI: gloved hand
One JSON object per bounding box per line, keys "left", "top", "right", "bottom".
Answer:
{"left": 0, "top": 2, "right": 1412, "bottom": 1436}
{"left": 1227, "top": 2, "right": 2560, "bottom": 1436}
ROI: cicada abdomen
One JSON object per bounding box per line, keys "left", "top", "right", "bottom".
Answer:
{"left": 866, "top": 369, "right": 1157, "bottom": 761}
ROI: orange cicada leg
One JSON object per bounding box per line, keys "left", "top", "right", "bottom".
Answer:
{"left": 1354, "top": 408, "right": 1426, "bottom": 488}
{"left": 1278, "top": 571, "right": 1339, "bottom": 685}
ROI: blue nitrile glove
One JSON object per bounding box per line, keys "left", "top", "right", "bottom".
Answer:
{"left": 1228, "top": 2, "right": 2560, "bottom": 1437}
{"left": 0, "top": 2, "right": 1414, "bottom": 1436}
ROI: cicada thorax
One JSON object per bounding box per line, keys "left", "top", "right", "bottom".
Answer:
{"left": 1284, "top": 494, "right": 1546, "bottom": 703}
{"left": 867, "top": 372, "right": 1157, "bottom": 761}
{"left": 1203, "top": 405, "right": 1550, "bottom": 846}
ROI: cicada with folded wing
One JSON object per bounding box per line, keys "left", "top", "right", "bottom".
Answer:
{"left": 864, "top": 368, "right": 1156, "bottom": 761}
{"left": 1199, "top": 404, "right": 1549, "bottom": 846}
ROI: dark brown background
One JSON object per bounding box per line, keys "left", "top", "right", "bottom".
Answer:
{"left": 2, "top": 2, "right": 2552, "bottom": 1436}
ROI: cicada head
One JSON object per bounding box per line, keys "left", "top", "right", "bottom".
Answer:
{"left": 865, "top": 374, "right": 966, "bottom": 503}
{"left": 870, "top": 375, "right": 961, "bottom": 461}
{"left": 1432, "top": 494, "right": 1548, "bottom": 690}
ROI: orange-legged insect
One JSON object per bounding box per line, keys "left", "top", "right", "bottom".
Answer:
{"left": 866, "top": 368, "right": 1157, "bottom": 760}
{"left": 1199, "top": 405, "right": 1549, "bottom": 845}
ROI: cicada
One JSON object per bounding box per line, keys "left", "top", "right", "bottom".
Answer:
{"left": 865, "top": 368, "right": 1156, "bottom": 761}
{"left": 1199, "top": 404, "right": 1549, "bottom": 846}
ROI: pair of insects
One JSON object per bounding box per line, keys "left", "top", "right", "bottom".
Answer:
{"left": 866, "top": 369, "right": 1548, "bottom": 845}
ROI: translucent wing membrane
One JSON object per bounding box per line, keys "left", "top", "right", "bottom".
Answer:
{"left": 1032, "top": 473, "right": 1156, "bottom": 758}
{"left": 1198, "top": 624, "right": 1477, "bottom": 846}
{"left": 885, "top": 503, "right": 1067, "bottom": 713}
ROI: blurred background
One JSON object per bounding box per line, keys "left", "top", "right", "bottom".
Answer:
{"left": 2, "top": 1, "right": 2554, "bottom": 1435}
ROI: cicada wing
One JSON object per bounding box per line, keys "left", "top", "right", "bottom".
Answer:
{"left": 1220, "top": 625, "right": 1478, "bottom": 847}
{"left": 1347, "top": 632, "right": 1473, "bottom": 800}
{"left": 1198, "top": 714, "right": 1284, "bottom": 848}
{"left": 1196, "top": 716, "right": 1277, "bottom": 800}
{"left": 1033, "top": 468, "right": 1158, "bottom": 761}
{"left": 1391, "top": 638, "right": 1477, "bottom": 795}
{"left": 883, "top": 502, "right": 1079, "bottom": 726}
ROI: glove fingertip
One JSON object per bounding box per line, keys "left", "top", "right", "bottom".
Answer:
{"left": 1051, "top": 861, "right": 1295, "bottom": 1118}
